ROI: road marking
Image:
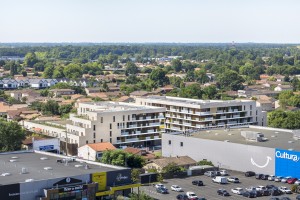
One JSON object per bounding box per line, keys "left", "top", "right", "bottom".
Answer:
{"left": 251, "top": 156, "right": 272, "bottom": 168}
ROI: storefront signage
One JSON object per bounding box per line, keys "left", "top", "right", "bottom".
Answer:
{"left": 275, "top": 149, "right": 300, "bottom": 178}
{"left": 92, "top": 172, "right": 107, "bottom": 191}
{"left": 53, "top": 177, "right": 82, "bottom": 186}
{"left": 116, "top": 173, "right": 128, "bottom": 182}
{"left": 58, "top": 185, "right": 87, "bottom": 193}
{"left": 39, "top": 145, "right": 54, "bottom": 151}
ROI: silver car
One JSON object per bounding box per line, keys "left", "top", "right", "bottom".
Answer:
{"left": 274, "top": 176, "right": 283, "bottom": 182}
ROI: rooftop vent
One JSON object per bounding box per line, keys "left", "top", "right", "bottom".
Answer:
{"left": 75, "top": 164, "right": 83, "bottom": 168}
{"left": 1, "top": 173, "right": 11, "bottom": 176}
{"left": 25, "top": 179, "right": 34, "bottom": 182}
{"left": 271, "top": 135, "right": 276, "bottom": 138}
{"left": 44, "top": 167, "right": 53, "bottom": 170}
{"left": 288, "top": 141, "right": 294, "bottom": 144}
{"left": 10, "top": 159, "right": 17, "bottom": 162}
{"left": 11, "top": 156, "right": 18, "bottom": 159}
{"left": 21, "top": 167, "right": 28, "bottom": 174}
{"left": 206, "top": 131, "right": 210, "bottom": 133}
{"left": 215, "top": 133, "right": 219, "bottom": 135}
{"left": 288, "top": 148, "right": 294, "bottom": 151}
{"left": 228, "top": 133, "right": 233, "bottom": 136}
{"left": 224, "top": 140, "right": 230, "bottom": 142}
{"left": 275, "top": 132, "right": 279, "bottom": 134}
{"left": 40, "top": 157, "right": 48, "bottom": 160}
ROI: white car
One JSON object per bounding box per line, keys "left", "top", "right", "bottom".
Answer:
{"left": 295, "top": 180, "right": 300, "bottom": 185}
{"left": 231, "top": 187, "right": 244, "bottom": 195}
{"left": 279, "top": 186, "right": 292, "bottom": 194}
{"left": 171, "top": 185, "right": 183, "bottom": 192}
{"left": 155, "top": 184, "right": 166, "bottom": 189}
{"left": 256, "top": 186, "right": 267, "bottom": 191}
{"left": 220, "top": 170, "right": 228, "bottom": 176}
{"left": 268, "top": 175, "right": 275, "bottom": 181}
{"left": 186, "top": 191, "right": 198, "bottom": 199}
{"left": 227, "top": 177, "right": 240, "bottom": 183}
{"left": 275, "top": 176, "right": 283, "bottom": 182}
{"left": 281, "top": 176, "right": 292, "bottom": 183}
{"left": 245, "top": 186, "right": 257, "bottom": 192}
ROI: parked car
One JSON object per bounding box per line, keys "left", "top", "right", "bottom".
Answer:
{"left": 256, "top": 173, "right": 263, "bottom": 179}
{"left": 156, "top": 187, "right": 168, "bottom": 194}
{"left": 268, "top": 175, "right": 276, "bottom": 181}
{"left": 295, "top": 180, "right": 300, "bottom": 185}
{"left": 278, "top": 186, "right": 292, "bottom": 194}
{"left": 287, "top": 178, "right": 297, "bottom": 184}
{"left": 204, "top": 171, "right": 216, "bottom": 177}
{"left": 268, "top": 187, "right": 283, "bottom": 196}
{"left": 186, "top": 191, "right": 198, "bottom": 200}
{"left": 212, "top": 176, "right": 228, "bottom": 184}
{"left": 217, "top": 189, "right": 230, "bottom": 196}
{"left": 242, "top": 191, "right": 256, "bottom": 198}
{"left": 171, "top": 185, "right": 183, "bottom": 192}
{"left": 269, "top": 198, "right": 280, "bottom": 200}
{"left": 296, "top": 194, "right": 300, "bottom": 200}
{"left": 281, "top": 177, "right": 292, "bottom": 183}
{"left": 280, "top": 197, "right": 291, "bottom": 200}
{"left": 155, "top": 183, "right": 166, "bottom": 189}
{"left": 176, "top": 194, "right": 189, "bottom": 200}
{"left": 261, "top": 174, "right": 269, "bottom": 180}
{"left": 192, "top": 180, "right": 203, "bottom": 186}
{"left": 227, "top": 177, "right": 240, "bottom": 183}
{"left": 245, "top": 171, "right": 256, "bottom": 177}
{"left": 245, "top": 186, "right": 257, "bottom": 192}
{"left": 266, "top": 185, "right": 276, "bottom": 189}
{"left": 231, "top": 187, "right": 244, "bottom": 195}
{"left": 255, "top": 190, "right": 264, "bottom": 197}
{"left": 256, "top": 186, "right": 267, "bottom": 191}
{"left": 275, "top": 176, "right": 283, "bottom": 182}
{"left": 220, "top": 170, "right": 228, "bottom": 176}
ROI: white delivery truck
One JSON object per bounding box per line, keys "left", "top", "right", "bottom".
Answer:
{"left": 212, "top": 176, "right": 228, "bottom": 184}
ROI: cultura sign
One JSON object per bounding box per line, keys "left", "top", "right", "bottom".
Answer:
{"left": 276, "top": 151, "right": 300, "bottom": 162}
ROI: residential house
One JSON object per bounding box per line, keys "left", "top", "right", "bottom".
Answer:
{"left": 77, "top": 142, "right": 116, "bottom": 161}
{"left": 130, "top": 91, "right": 152, "bottom": 99}
{"left": 144, "top": 156, "right": 197, "bottom": 172}
{"left": 2, "top": 79, "right": 18, "bottom": 89}
{"left": 85, "top": 88, "right": 101, "bottom": 95}
{"left": 49, "top": 89, "right": 75, "bottom": 97}
{"left": 29, "top": 79, "right": 49, "bottom": 89}
{"left": 254, "top": 95, "right": 275, "bottom": 111}
{"left": 274, "top": 84, "right": 293, "bottom": 92}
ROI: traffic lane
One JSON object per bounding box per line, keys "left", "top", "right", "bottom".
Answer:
{"left": 137, "top": 172, "right": 298, "bottom": 200}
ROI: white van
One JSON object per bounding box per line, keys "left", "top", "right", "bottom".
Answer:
{"left": 212, "top": 176, "right": 228, "bottom": 184}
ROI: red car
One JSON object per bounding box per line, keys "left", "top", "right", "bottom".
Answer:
{"left": 287, "top": 178, "right": 298, "bottom": 184}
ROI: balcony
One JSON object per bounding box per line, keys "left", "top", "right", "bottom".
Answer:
{"left": 233, "top": 115, "right": 240, "bottom": 118}
{"left": 149, "top": 122, "right": 160, "bottom": 126}
{"left": 181, "top": 110, "right": 189, "bottom": 113}
{"left": 146, "top": 116, "right": 153, "bottom": 120}
{"left": 183, "top": 122, "right": 192, "bottom": 126}
{"left": 166, "top": 114, "right": 171, "bottom": 117}
{"left": 186, "top": 117, "right": 192, "bottom": 120}
{"left": 121, "top": 131, "right": 129, "bottom": 136}
{"left": 220, "top": 116, "right": 227, "bottom": 119}
{"left": 173, "top": 121, "right": 180, "bottom": 124}
{"left": 147, "top": 129, "right": 155, "bottom": 133}
{"left": 204, "top": 117, "right": 213, "bottom": 121}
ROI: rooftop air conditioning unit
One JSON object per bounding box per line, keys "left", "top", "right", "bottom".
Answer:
{"left": 21, "top": 167, "right": 28, "bottom": 174}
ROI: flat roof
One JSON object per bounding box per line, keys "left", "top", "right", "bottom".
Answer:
{"left": 81, "top": 102, "right": 165, "bottom": 112}
{"left": 0, "top": 151, "right": 125, "bottom": 185}
{"left": 137, "top": 96, "right": 254, "bottom": 107}
{"left": 172, "top": 126, "right": 300, "bottom": 151}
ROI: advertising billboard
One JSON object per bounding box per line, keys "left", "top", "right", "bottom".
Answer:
{"left": 92, "top": 172, "right": 107, "bottom": 191}
{"left": 275, "top": 148, "right": 300, "bottom": 178}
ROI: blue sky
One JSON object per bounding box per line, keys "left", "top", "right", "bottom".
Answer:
{"left": 1, "top": 0, "right": 299, "bottom": 43}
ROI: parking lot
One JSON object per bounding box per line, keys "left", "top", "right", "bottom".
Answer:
{"left": 135, "top": 171, "right": 299, "bottom": 200}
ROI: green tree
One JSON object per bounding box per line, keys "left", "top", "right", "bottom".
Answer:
{"left": 9, "top": 62, "right": 18, "bottom": 76}
{"left": 162, "top": 162, "right": 184, "bottom": 174}
{"left": 149, "top": 68, "right": 169, "bottom": 86}
{"left": 21, "top": 70, "right": 27, "bottom": 77}
{"left": 179, "top": 83, "right": 203, "bottom": 99}
{"left": 101, "top": 150, "right": 145, "bottom": 168}
{"left": 43, "top": 63, "right": 55, "bottom": 78}
{"left": 24, "top": 52, "right": 38, "bottom": 67}
{"left": 63, "top": 63, "right": 83, "bottom": 79}
{"left": 129, "top": 192, "right": 154, "bottom": 200}
{"left": 171, "top": 59, "right": 182, "bottom": 72}
{"left": 53, "top": 66, "right": 65, "bottom": 78}
{"left": 42, "top": 100, "right": 60, "bottom": 115}
{"left": 202, "top": 85, "right": 218, "bottom": 99}
{"left": 278, "top": 90, "right": 294, "bottom": 108}
{"left": 131, "top": 169, "right": 141, "bottom": 183}
{"left": 125, "top": 62, "right": 139, "bottom": 75}
{"left": 195, "top": 69, "right": 209, "bottom": 84}
{"left": 216, "top": 70, "right": 244, "bottom": 91}
{"left": 59, "top": 104, "right": 73, "bottom": 116}
{"left": 197, "top": 159, "right": 214, "bottom": 166}
{"left": 0, "top": 119, "right": 26, "bottom": 152}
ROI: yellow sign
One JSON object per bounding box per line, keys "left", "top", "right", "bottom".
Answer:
{"left": 96, "top": 183, "right": 141, "bottom": 197}
{"left": 92, "top": 172, "right": 107, "bottom": 191}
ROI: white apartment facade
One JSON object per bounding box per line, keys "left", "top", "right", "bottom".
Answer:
{"left": 66, "top": 102, "right": 165, "bottom": 148}
{"left": 135, "top": 96, "right": 267, "bottom": 132}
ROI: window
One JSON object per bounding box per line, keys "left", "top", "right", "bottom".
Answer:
{"left": 110, "top": 131, "right": 112, "bottom": 137}
{"left": 244, "top": 106, "right": 245, "bottom": 110}
{"left": 110, "top": 138, "right": 112, "bottom": 143}
{"left": 101, "top": 139, "right": 103, "bottom": 142}
{"left": 256, "top": 117, "right": 257, "bottom": 121}
{"left": 123, "top": 115, "right": 125, "bottom": 121}
{"left": 113, "top": 116, "right": 115, "bottom": 122}
{"left": 110, "top": 123, "right": 112, "bottom": 129}
{"left": 250, "top": 111, "right": 252, "bottom": 116}
{"left": 250, "top": 105, "right": 252, "bottom": 110}
{"left": 101, "top": 117, "right": 103, "bottom": 123}
{"left": 93, "top": 140, "right": 96, "bottom": 143}
{"left": 86, "top": 140, "right": 88, "bottom": 144}
{"left": 180, "top": 142, "right": 183, "bottom": 147}
{"left": 93, "top": 132, "right": 96, "bottom": 138}
{"left": 256, "top": 110, "right": 258, "bottom": 115}
{"left": 169, "top": 140, "right": 171, "bottom": 145}
{"left": 93, "top": 125, "right": 96, "bottom": 131}
{"left": 128, "top": 115, "right": 130, "bottom": 120}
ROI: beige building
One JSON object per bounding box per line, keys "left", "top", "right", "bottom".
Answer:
{"left": 136, "top": 96, "right": 267, "bottom": 132}
{"left": 77, "top": 142, "right": 116, "bottom": 161}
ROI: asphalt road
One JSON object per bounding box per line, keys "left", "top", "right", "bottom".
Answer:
{"left": 135, "top": 171, "right": 299, "bottom": 200}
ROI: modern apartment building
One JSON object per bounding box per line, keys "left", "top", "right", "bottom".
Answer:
{"left": 66, "top": 102, "right": 165, "bottom": 148}
{"left": 135, "top": 96, "right": 267, "bottom": 132}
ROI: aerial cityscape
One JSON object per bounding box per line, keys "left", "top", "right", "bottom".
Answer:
{"left": 1, "top": 0, "right": 300, "bottom": 200}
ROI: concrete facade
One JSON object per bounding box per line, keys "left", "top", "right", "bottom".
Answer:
{"left": 136, "top": 96, "right": 267, "bottom": 132}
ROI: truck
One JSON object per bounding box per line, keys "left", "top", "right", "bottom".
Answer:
{"left": 212, "top": 176, "right": 228, "bottom": 184}
{"left": 241, "top": 131, "right": 265, "bottom": 142}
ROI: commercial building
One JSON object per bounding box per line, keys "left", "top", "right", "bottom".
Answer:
{"left": 136, "top": 96, "right": 267, "bottom": 132}
{"left": 0, "top": 150, "right": 139, "bottom": 200}
{"left": 162, "top": 125, "right": 300, "bottom": 178}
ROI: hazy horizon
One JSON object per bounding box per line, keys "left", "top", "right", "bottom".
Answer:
{"left": 1, "top": 0, "right": 300, "bottom": 43}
